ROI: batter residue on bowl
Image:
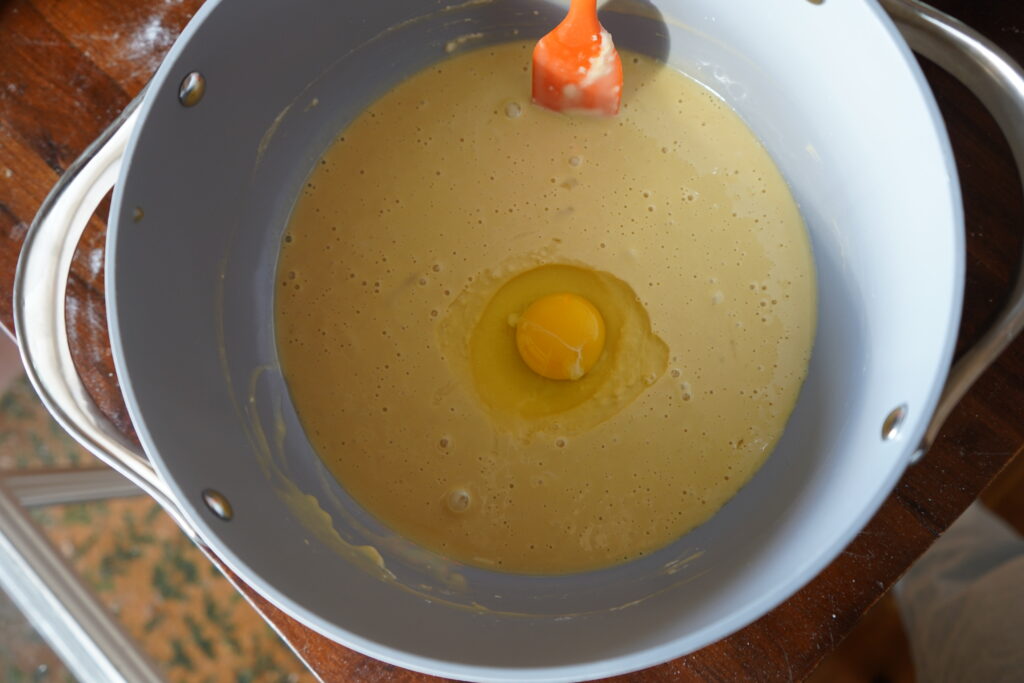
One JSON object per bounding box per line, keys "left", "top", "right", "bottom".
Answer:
{"left": 276, "top": 42, "right": 815, "bottom": 574}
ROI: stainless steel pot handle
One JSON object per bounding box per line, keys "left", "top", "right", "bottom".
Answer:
{"left": 12, "top": 93, "right": 200, "bottom": 540}
{"left": 881, "top": 0, "right": 1024, "bottom": 459}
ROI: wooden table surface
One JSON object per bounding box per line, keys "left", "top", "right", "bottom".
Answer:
{"left": 2, "top": 0, "right": 1023, "bottom": 680}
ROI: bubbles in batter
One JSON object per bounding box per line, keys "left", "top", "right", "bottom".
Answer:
{"left": 445, "top": 488, "right": 472, "bottom": 513}
{"left": 275, "top": 42, "right": 816, "bottom": 574}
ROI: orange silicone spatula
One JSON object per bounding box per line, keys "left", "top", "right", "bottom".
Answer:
{"left": 532, "top": 0, "right": 623, "bottom": 116}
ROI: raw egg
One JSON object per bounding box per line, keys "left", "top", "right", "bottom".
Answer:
{"left": 441, "top": 262, "right": 669, "bottom": 437}
{"left": 515, "top": 293, "right": 606, "bottom": 380}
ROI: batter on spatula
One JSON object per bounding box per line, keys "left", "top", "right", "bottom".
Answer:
{"left": 532, "top": 0, "right": 623, "bottom": 115}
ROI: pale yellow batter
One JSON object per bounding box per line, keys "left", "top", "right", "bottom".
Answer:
{"left": 276, "top": 42, "right": 816, "bottom": 574}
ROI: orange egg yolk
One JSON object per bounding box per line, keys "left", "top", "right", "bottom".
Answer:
{"left": 515, "top": 293, "right": 606, "bottom": 380}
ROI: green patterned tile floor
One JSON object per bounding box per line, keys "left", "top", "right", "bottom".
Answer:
{"left": 0, "top": 375, "right": 317, "bottom": 683}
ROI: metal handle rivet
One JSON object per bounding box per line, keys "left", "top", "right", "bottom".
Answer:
{"left": 201, "top": 489, "right": 233, "bottom": 520}
{"left": 882, "top": 404, "right": 908, "bottom": 441}
{"left": 132, "top": 206, "right": 144, "bottom": 223}
{"left": 178, "top": 72, "right": 206, "bottom": 107}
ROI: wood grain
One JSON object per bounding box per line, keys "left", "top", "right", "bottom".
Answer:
{"left": 1, "top": 0, "right": 1022, "bottom": 680}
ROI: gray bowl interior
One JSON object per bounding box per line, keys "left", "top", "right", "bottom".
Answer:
{"left": 108, "top": 0, "right": 960, "bottom": 676}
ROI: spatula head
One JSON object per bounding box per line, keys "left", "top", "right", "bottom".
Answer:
{"left": 532, "top": 20, "right": 623, "bottom": 115}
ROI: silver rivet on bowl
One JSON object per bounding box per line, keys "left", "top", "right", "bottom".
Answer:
{"left": 882, "top": 404, "right": 908, "bottom": 441}
{"left": 202, "top": 489, "right": 233, "bottom": 520}
{"left": 178, "top": 71, "right": 206, "bottom": 107}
